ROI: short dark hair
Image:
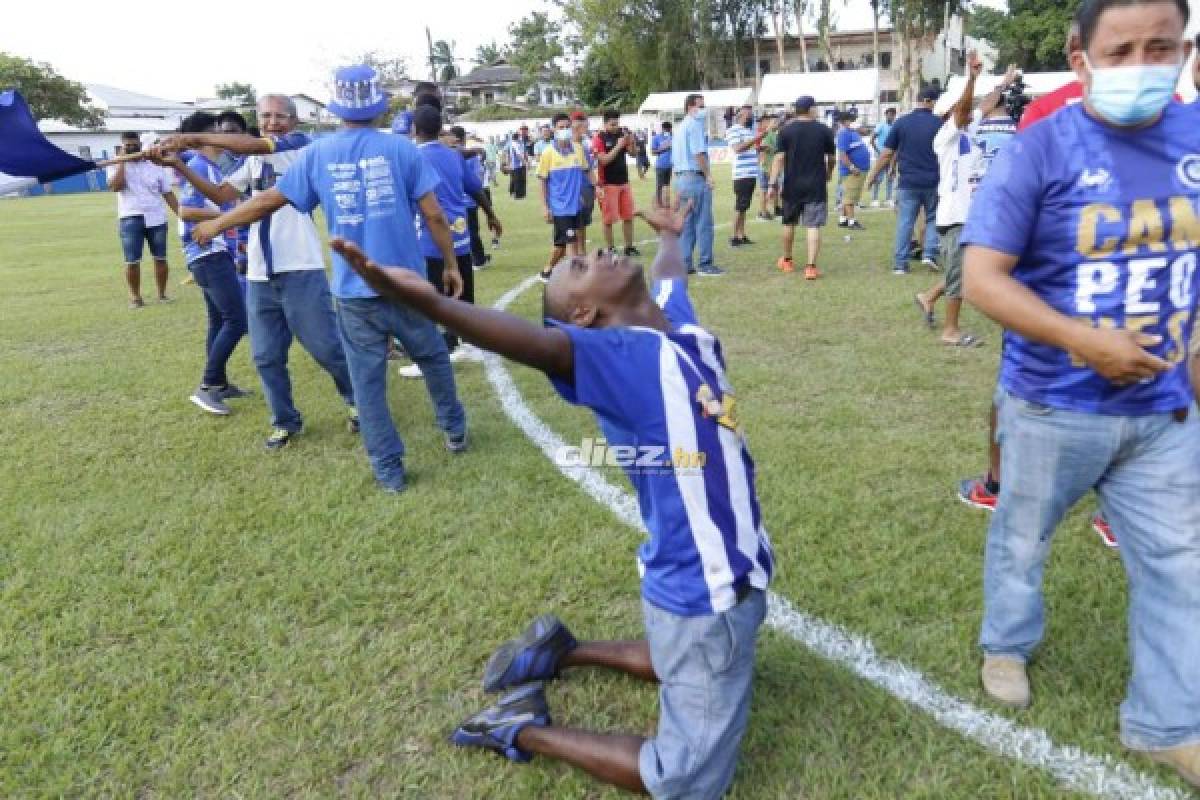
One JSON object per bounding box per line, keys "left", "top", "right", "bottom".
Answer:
{"left": 248, "top": 125, "right": 261, "bottom": 137}
{"left": 120, "top": 131, "right": 141, "bottom": 141}
{"left": 551, "top": 112, "right": 570, "bottom": 126}
{"left": 602, "top": 109, "right": 620, "bottom": 122}
{"left": 414, "top": 92, "right": 443, "bottom": 112}
{"left": 662, "top": 121, "right": 673, "bottom": 131}
{"left": 684, "top": 93, "right": 704, "bottom": 111}
{"left": 412, "top": 105, "right": 442, "bottom": 138}
{"left": 885, "top": 107, "right": 896, "bottom": 115}
{"left": 179, "top": 111, "right": 218, "bottom": 134}
{"left": 412, "top": 81, "right": 440, "bottom": 98}
{"left": 511, "top": 132, "right": 520, "bottom": 140}
{"left": 216, "top": 110, "right": 247, "bottom": 132}
{"left": 449, "top": 125, "right": 466, "bottom": 142}
{"left": 1075, "top": 0, "right": 1189, "bottom": 48}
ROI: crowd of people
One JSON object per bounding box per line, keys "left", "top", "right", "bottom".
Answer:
{"left": 95, "top": 0, "right": 1200, "bottom": 792}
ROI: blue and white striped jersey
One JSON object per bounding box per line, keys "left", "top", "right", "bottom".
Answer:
{"left": 549, "top": 279, "right": 775, "bottom": 616}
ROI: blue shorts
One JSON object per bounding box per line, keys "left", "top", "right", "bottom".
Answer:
{"left": 118, "top": 215, "right": 168, "bottom": 264}
{"left": 639, "top": 589, "right": 767, "bottom": 800}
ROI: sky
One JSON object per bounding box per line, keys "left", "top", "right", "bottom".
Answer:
{"left": 3, "top": 0, "right": 899, "bottom": 104}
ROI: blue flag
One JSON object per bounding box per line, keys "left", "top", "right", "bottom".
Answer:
{"left": 0, "top": 89, "right": 96, "bottom": 182}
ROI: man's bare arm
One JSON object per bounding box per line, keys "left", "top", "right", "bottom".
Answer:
{"left": 191, "top": 189, "right": 288, "bottom": 245}
{"left": 158, "top": 133, "right": 274, "bottom": 156}
{"left": 417, "top": 192, "right": 463, "bottom": 298}
{"left": 162, "top": 155, "right": 241, "bottom": 207}
{"left": 865, "top": 147, "right": 894, "bottom": 187}
{"left": 596, "top": 139, "right": 625, "bottom": 166}
{"left": 179, "top": 206, "right": 221, "bottom": 222}
{"left": 163, "top": 191, "right": 179, "bottom": 216}
{"left": 332, "top": 238, "right": 573, "bottom": 378}
{"left": 638, "top": 203, "right": 692, "bottom": 283}
{"left": 108, "top": 162, "right": 127, "bottom": 192}
{"left": 964, "top": 245, "right": 1172, "bottom": 384}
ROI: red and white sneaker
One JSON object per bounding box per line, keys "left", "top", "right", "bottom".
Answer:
{"left": 958, "top": 477, "right": 997, "bottom": 512}
{"left": 1091, "top": 514, "right": 1118, "bottom": 549}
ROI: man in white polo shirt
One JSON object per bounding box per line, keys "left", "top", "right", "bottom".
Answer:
{"left": 107, "top": 131, "right": 179, "bottom": 308}
{"left": 151, "top": 95, "right": 356, "bottom": 450}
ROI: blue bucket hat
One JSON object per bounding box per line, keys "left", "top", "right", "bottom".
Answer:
{"left": 328, "top": 65, "right": 389, "bottom": 122}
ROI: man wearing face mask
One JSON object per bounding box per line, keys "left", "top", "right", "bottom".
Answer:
{"left": 107, "top": 131, "right": 179, "bottom": 308}
{"left": 537, "top": 113, "right": 589, "bottom": 282}
{"left": 962, "top": 0, "right": 1200, "bottom": 785}
{"left": 672, "top": 94, "right": 723, "bottom": 276}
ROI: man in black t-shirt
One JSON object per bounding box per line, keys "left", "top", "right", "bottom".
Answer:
{"left": 767, "top": 96, "right": 835, "bottom": 280}
{"left": 592, "top": 110, "right": 640, "bottom": 257}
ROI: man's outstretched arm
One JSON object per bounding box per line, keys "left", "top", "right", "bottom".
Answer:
{"left": 332, "top": 238, "right": 573, "bottom": 379}
{"left": 192, "top": 189, "right": 288, "bottom": 245}
{"left": 156, "top": 132, "right": 274, "bottom": 156}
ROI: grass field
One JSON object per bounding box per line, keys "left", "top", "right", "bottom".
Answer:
{"left": 0, "top": 166, "right": 1191, "bottom": 799}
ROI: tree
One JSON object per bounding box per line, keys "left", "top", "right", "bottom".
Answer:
{"left": 575, "top": 47, "right": 636, "bottom": 108}
{"left": 355, "top": 51, "right": 409, "bottom": 89}
{"left": 474, "top": 41, "right": 503, "bottom": 67}
{"left": 971, "top": 0, "right": 1079, "bottom": 72}
{"left": 0, "top": 53, "right": 101, "bottom": 127}
{"left": 881, "top": 0, "right": 960, "bottom": 104}
{"left": 506, "top": 12, "right": 566, "bottom": 94}
{"left": 215, "top": 82, "right": 256, "bottom": 107}
{"left": 429, "top": 39, "right": 459, "bottom": 83}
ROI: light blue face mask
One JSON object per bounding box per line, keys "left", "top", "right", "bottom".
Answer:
{"left": 1083, "top": 53, "right": 1182, "bottom": 126}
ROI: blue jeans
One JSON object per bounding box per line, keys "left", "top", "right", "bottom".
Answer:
{"left": 871, "top": 171, "right": 894, "bottom": 203}
{"left": 893, "top": 187, "right": 939, "bottom": 270}
{"left": 674, "top": 174, "right": 714, "bottom": 269}
{"left": 335, "top": 296, "right": 467, "bottom": 488}
{"left": 118, "top": 215, "right": 168, "bottom": 264}
{"left": 639, "top": 590, "right": 766, "bottom": 799}
{"left": 983, "top": 388, "right": 1200, "bottom": 750}
{"left": 247, "top": 271, "right": 354, "bottom": 432}
{"left": 188, "top": 252, "right": 247, "bottom": 388}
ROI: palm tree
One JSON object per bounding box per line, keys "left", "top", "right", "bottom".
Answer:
{"left": 430, "top": 40, "right": 459, "bottom": 84}
{"left": 794, "top": 0, "right": 810, "bottom": 71}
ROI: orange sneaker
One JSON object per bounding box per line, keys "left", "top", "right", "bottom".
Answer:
{"left": 776, "top": 257, "right": 795, "bottom": 274}
{"left": 804, "top": 264, "right": 821, "bottom": 280}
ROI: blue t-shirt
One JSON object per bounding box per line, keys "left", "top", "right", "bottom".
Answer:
{"left": 547, "top": 279, "right": 775, "bottom": 616}
{"left": 463, "top": 153, "right": 485, "bottom": 210}
{"left": 884, "top": 108, "right": 941, "bottom": 189}
{"left": 836, "top": 127, "right": 871, "bottom": 175}
{"left": 672, "top": 115, "right": 708, "bottom": 173}
{"left": 177, "top": 152, "right": 230, "bottom": 264}
{"left": 872, "top": 120, "right": 893, "bottom": 153}
{"left": 415, "top": 141, "right": 473, "bottom": 259}
{"left": 962, "top": 102, "right": 1200, "bottom": 416}
{"left": 276, "top": 127, "right": 440, "bottom": 299}
{"left": 652, "top": 132, "right": 672, "bottom": 169}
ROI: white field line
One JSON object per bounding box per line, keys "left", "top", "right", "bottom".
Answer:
{"left": 481, "top": 275, "right": 1189, "bottom": 800}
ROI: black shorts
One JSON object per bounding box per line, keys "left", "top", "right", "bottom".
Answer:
{"left": 780, "top": 197, "right": 828, "bottom": 228}
{"left": 553, "top": 214, "right": 581, "bottom": 248}
{"left": 656, "top": 167, "right": 672, "bottom": 190}
{"left": 733, "top": 177, "right": 756, "bottom": 212}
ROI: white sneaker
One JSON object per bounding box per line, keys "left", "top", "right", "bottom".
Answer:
{"left": 397, "top": 363, "right": 423, "bottom": 379}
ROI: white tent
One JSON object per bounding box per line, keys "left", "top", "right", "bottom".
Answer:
{"left": 757, "top": 69, "right": 880, "bottom": 107}
{"left": 934, "top": 71, "right": 1076, "bottom": 115}
{"left": 638, "top": 87, "right": 755, "bottom": 115}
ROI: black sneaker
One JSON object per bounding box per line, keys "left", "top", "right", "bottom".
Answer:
{"left": 729, "top": 237, "right": 745, "bottom": 247}
{"left": 449, "top": 683, "right": 551, "bottom": 763}
{"left": 219, "top": 384, "right": 254, "bottom": 401}
{"left": 837, "top": 219, "right": 849, "bottom": 228}
{"left": 740, "top": 236, "right": 754, "bottom": 245}
{"left": 483, "top": 614, "right": 579, "bottom": 693}
{"left": 847, "top": 220, "right": 866, "bottom": 230}
{"left": 265, "top": 427, "right": 295, "bottom": 451}
{"left": 445, "top": 429, "right": 469, "bottom": 454}
{"left": 190, "top": 386, "right": 231, "bottom": 416}
{"left": 623, "top": 246, "right": 641, "bottom": 257}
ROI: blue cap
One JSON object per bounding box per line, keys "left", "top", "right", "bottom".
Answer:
{"left": 391, "top": 109, "right": 413, "bottom": 135}
{"left": 918, "top": 85, "right": 942, "bottom": 103}
{"left": 795, "top": 95, "right": 816, "bottom": 111}
{"left": 327, "top": 65, "right": 390, "bottom": 122}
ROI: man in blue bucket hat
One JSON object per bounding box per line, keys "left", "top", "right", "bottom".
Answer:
{"left": 188, "top": 65, "right": 469, "bottom": 493}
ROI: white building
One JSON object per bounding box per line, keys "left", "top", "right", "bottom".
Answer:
{"left": 41, "top": 84, "right": 192, "bottom": 160}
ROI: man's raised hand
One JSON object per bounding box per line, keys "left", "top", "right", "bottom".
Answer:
{"left": 331, "top": 238, "right": 439, "bottom": 306}
{"left": 636, "top": 198, "right": 694, "bottom": 236}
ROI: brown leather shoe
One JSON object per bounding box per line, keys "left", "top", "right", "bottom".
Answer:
{"left": 981, "top": 656, "right": 1030, "bottom": 709}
